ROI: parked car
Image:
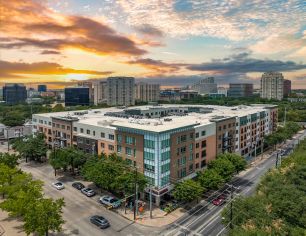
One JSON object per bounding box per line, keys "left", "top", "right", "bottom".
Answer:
{"left": 81, "top": 188, "right": 96, "bottom": 197}
{"left": 52, "top": 181, "right": 64, "bottom": 190}
{"left": 212, "top": 197, "right": 225, "bottom": 206}
{"left": 99, "top": 196, "right": 121, "bottom": 208}
{"left": 90, "top": 215, "right": 110, "bottom": 229}
{"left": 72, "top": 182, "right": 85, "bottom": 190}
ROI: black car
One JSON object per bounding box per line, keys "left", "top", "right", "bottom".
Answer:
{"left": 90, "top": 215, "right": 110, "bottom": 229}
{"left": 72, "top": 182, "right": 85, "bottom": 190}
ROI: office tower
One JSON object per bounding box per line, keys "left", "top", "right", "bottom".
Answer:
{"left": 135, "top": 82, "right": 160, "bottom": 102}
{"left": 190, "top": 77, "right": 217, "bottom": 95}
{"left": 37, "top": 85, "right": 47, "bottom": 92}
{"left": 33, "top": 104, "right": 277, "bottom": 205}
{"left": 283, "top": 79, "right": 291, "bottom": 97}
{"left": 93, "top": 80, "right": 107, "bottom": 105}
{"left": 260, "top": 72, "right": 284, "bottom": 100}
{"left": 77, "top": 81, "right": 94, "bottom": 103}
{"left": 64, "top": 87, "right": 90, "bottom": 106}
{"left": 228, "top": 83, "right": 254, "bottom": 98}
{"left": 3, "top": 83, "right": 27, "bottom": 104}
{"left": 106, "top": 77, "right": 135, "bottom": 106}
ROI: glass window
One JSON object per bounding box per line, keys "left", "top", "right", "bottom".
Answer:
{"left": 109, "top": 134, "right": 114, "bottom": 140}
{"left": 201, "top": 140, "right": 207, "bottom": 148}
{"left": 86, "top": 129, "right": 90, "bottom": 134}
{"left": 161, "top": 139, "right": 170, "bottom": 149}
{"left": 117, "top": 134, "right": 122, "bottom": 143}
{"left": 101, "top": 143, "right": 105, "bottom": 148}
{"left": 117, "top": 145, "right": 122, "bottom": 153}
{"left": 101, "top": 132, "right": 105, "bottom": 138}
{"left": 144, "top": 139, "right": 155, "bottom": 149}
{"left": 144, "top": 164, "right": 155, "bottom": 172}
{"left": 181, "top": 156, "right": 186, "bottom": 165}
{"left": 144, "top": 152, "right": 154, "bottom": 161}
{"left": 161, "top": 151, "right": 170, "bottom": 161}
{"left": 195, "top": 132, "right": 199, "bottom": 138}
{"left": 196, "top": 153, "right": 199, "bottom": 159}
{"left": 196, "top": 143, "right": 199, "bottom": 148}
{"left": 93, "top": 131, "right": 95, "bottom": 136}
{"left": 80, "top": 128, "right": 84, "bottom": 133}
{"left": 190, "top": 133, "right": 194, "bottom": 139}
{"left": 189, "top": 153, "right": 193, "bottom": 161}
{"left": 73, "top": 127, "right": 77, "bottom": 132}
{"left": 125, "top": 147, "right": 132, "bottom": 156}
{"left": 126, "top": 136, "right": 135, "bottom": 145}
{"left": 161, "top": 175, "right": 169, "bottom": 187}
{"left": 189, "top": 143, "right": 193, "bottom": 151}
{"left": 189, "top": 164, "right": 193, "bottom": 172}
{"left": 147, "top": 176, "right": 155, "bottom": 185}
{"left": 108, "top": 145, "right": 114, "bottom": 151}
{"left": 201, "top": 150, "right": 206, "bottom": 158}
{"left": 201, "top": 130, "right": 206, "bottom": 136}
{"left": 161, "top": 163, "right": 170, "bottom": 173}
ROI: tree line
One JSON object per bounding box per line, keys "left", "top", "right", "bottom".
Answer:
{"left": 0, "top": 153, "right": 65, "bottom": 236}
{"left": 222, "top": 139, "right": 306, "bottom": 235}
{"left": 172, "top": 153, "right": 247, "bottom": 203}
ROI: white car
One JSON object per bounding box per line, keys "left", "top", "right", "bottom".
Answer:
{"left": 81, "top": 188, "right": 96, "bottom": 197}
{"left": 99, "top": 195, "right": 121, "bottom": 208}
{"left": 52, "top": 181, "right": 65, "bottom": 190}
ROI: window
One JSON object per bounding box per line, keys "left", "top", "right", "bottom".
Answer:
{"left": 133, "top": 149, "right": 136, "bottom": 157}
{"left": 223, "top": 125, "right": 226, "bottom": 130}
{"left": 201, "top": 160, "right": 206, "bottom": 168}
{"left": 144, "top": 139, "right": 155, "bottom": 149}
{"left": 67, "top": 126, "right": 70, "bottom": 130}
{"left": 218, "top": 126, "right": 221, "bottom": 131}
{"left": 73, "top": 127, "right": 77, "bottom": 132}
{"left": 48, "top": 122, "right": 51, "bottom": 126}
{"left": 201, "top": 130, "right": 206, "bottom": 136}
{"left": 125, "top": 147, "right": 132, "bottom": 156}
{"left": 161, "top": 163, "right": 170, "bottom": 173}
{"left": 147, "top": 176, "right": 155, "bottom": 185}
{"left": 196, "top": 163, "right": 199, "bottom": 169}
{"left": 87, "top": 129, "right": 90, "bottom": 134}
{"left": 101, "top": 132, "right": 105, "bottom": 138}
{"left": 180, "top": 146, "right": 186, "bottom": 153}
{"left": 93, "top": 131, "right": 95, "bottom": 136}
{"left": 117, "top": 145, "right": 122, "bottom": 153}
{"left": 181, "top": 168, "right": 186, "bottom": 177}
{"left": 144, "top": 152, "right": 154, "bottom": 161}
{"left": 56, "top": 124, "right": 60, "bottom": 128}
{"left": 190, "top": 133, "right": 194, "bottom": 139}
{"left": 180, "top": 135, "right": 187, "bottom": 143}
{"left": 144, "top": 164, "right": 155, "bottom": 172}
{"left": 196, "top": 153, "right": 199, "bottom": 159}
{"left": 61, "top": 125, "right": 65, "bottom": 129}
{"left": 218, "top": 144, "right": 221, "bottom": 148}
{"left": 181, "top": 156, "right": 186, "bottom": 165}
{"left": 161, "top": 151, "right": 170, "bottom": 161}
{"left": 109, "top": 134, "right": 114, "bottom": 140}
{"left": 80, "top": 128, "right": 84, "bottom": 133}
{"left": 161, "top": 175, "right": 169, "bottom": 186}
{"left": 189, "top": 153, "right": 193, "bottom": 161}
{"left": 126, "top": 136, "right": 135, "bottom": 145}
{"left": 196, "top": 143, "right": 199, "bottom": 148}
{"left": 201, "top": 140, "right": 207, "bottom": 148}
{"left": 86, "top": 139, "right": 90, "bottom": 145}
{"left": 189, "top": 143, "right": 193, "bottom": 151}
{"left": 201, "top": 150, "right": 206, "bottom": 158}
{"left": 218, "top": 135, "right": 221, "bottom": 140}
{"left": 108, "top": 145, "right": 114, "bottom": 151}
{"left": 161, "top": 139, "right": 170, "bottom": 149}
{"left": 189, "top": 164, "right": 193, "bottom": 172}
{"left": 195, "top": 132, "right": 199, "bottom": 138}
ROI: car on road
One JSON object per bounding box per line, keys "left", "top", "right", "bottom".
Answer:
{"left": 81, "top": 188, "right": 96, "bottom": 197}
{"left": 72, "top": 182, "right": 85, "bottom": 190}
{"left": 90, "top": 215, "right": 110, "bottom": 229}
{"left": 99, "top": 195, "right": 121, "bottom": 208}
{"left": 52, "top": 181, "right": 64, "bottom": 190}
{"left": 212, "top": 197, "right": 226, "bottom": 206}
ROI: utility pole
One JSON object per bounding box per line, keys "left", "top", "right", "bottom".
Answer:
{"left": 230, "top": 184, "right": 233, "bottom": 229}
{"left": 136, "top": 184, "right": 139, "bottom": 216}
{"left": 283, "top": 107, "right": 287, "bottom": 126}
{"left": 133, "top": 162, "right": 137, "bottom": 221}
{"left": 6, "top": 128, "right": 9, "bottom": 151}
{"left": 261, "top": 137, "right": 264, "bottom": 160}
{"left": 275, "top": 152, "right": 279, "bottom": 168}
{"left": 149, "top": 184, "right": 153, "bottom": 219}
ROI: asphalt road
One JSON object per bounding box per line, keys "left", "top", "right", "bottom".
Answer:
{"left": 162, "top": 130, "right": 306, "bottom": 236}
{"left": 20, "top": 161, "right": 160, "bottom": 236}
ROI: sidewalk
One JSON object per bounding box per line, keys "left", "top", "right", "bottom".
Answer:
{"left": 0, "top": 208, "right": 26, "bottom": 236}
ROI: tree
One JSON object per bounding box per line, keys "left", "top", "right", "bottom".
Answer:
{"left": 173, "top": 179, "right": 204, "bottom": 202}
{"left": 0, "top": 163, "right": 21, "bottom": 198}
{"left": 197, "top": 169, "right": 224, "bottom": 190}
{"left": 1, "top": 110, "right": 25, "bottom": 127}
{"left": 208, "top": 158, "right": 235, "bottom": 181}
{"left": 113, "top": 171, "right": 148, "bottom": 195}
{"left": 218, "top": 153, "right": 247, "bottom": 174}
{"left": 23, "top": 198, "right": 65, "bottom": 236}
{"left": 0, "top": 152, "right": 20, "bottom": 168}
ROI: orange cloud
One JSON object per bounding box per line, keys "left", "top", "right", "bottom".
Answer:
{"left": 1, "top": 0, "right": 147, "bottom": 56}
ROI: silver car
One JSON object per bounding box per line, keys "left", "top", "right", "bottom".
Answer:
{"left": 99, "top": 195, "right": 121, "bottom": 208}
{"left": 52, "top": 181, "right": 65, "bottom": 190}
{"left": 81, "top": 188, "right": 96, "bottom": 197}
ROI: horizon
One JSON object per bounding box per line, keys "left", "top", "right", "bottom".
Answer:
{"left": 1, "top": 0, "right": 305, "bottom": 89}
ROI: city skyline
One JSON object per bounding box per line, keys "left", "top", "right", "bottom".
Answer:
{"left": 1, "top": 0, "right": 306, "bottom": 89}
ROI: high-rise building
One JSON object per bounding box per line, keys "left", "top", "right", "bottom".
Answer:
{"left": 190, "top": 77, "right": 217, "bottom": 95}
{"left": 228, "top": 83, "right": 254, "bottom": 98}
{"left": 93, "top": 80, "right": 107, "bottom": 105}
{"left": 106, "top": 77, "right": 135, "bottom": 106}
{"left": 37, "top": 85, "right": 47, "bottom": 92}
{"left": 77, "top": 81, "right": 94, "bottom": 103}
{"left": 64, "top": 87, "right": 90, "bottom": 106}
{"left": 135, "top": 82, "right": 160, "bottom": 102}
{"left": 33, "top": 104, "right": 278, "bottom": 205}
{"left": 283, "top": 79, "right": 292, "bottom": 97}
{"left": 260, "top": 72, "right": 284, "bottom": 100}
{"left": 3, "top": 83, "right": 27, "bottom": 104}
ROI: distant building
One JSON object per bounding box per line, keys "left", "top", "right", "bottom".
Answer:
{"left": 93, "top": 80, "right": 107, "bottom": 105}
{"left": 40, "top": 91, "right": 56, "bottom": 97}
{"left": 190, "top": 77, "right": 217, "bottom": 95}
{"left": 179, "top": 90, "right": 198, "bottom": 100}
{"left": 135, "top": 82, "right": 160, "bottom": 102}
{"left": 159, "top": 89, "right": 181, "bottom": 102}
{"left": 106, "top": 77, "right": 135, "bottom": 106}
{"left": 209, "top": 93, "right": 226, "bottom": 99}
{"left": 283, "top": 79, "right": 291, "bottom": 97}
{"left": 78, "top": 81, "right": 94, "bottom": 103}
{"left": 37, "top": 85, "right": 47, "bottom": 92}
{"left": 3, "top": 83, "right": 27, "bottom": 104}
{"left": 64, "top": 87, "right": 90, "bottom": 106}
{"left": 217, "top": 87, "right": 228, "bottom": 97}
{"left": 261, "top": 72, "right": 284, "bottom": 100}
{"left": 228, "top": 84, "right": 253, "bottom": 98}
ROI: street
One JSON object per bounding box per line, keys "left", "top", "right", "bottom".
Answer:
{"left": 20, "top": 161, "right": 160, "bottom": 236}
{"left": 161, "top": 130, "right": 306, "bottom": 236}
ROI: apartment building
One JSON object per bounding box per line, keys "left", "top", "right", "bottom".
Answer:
{"left": 32, "top": 104, "right": 277, "bottom": 205}
{"left": 228, "top": 83, "right": 254, "bottom": 98}
{"left": 93, "top": 80, "right": 107, "bottom": 105}
{"left": 190, "top": 77, "right": 218, "bottom": 95}
{"left": 106, "top": 77, "right": 135, "bottom": 106}
{"left": 261, "top": 72, "right": 284, "bottom": 100}
{"left": 135, "top": 82, "right": 160, "bottom": 102}
{"left": 283, "top": 79, "right": 292, "bottom": 97}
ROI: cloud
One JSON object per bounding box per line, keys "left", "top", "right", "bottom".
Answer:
{"left": 40, "top": 50, "right": 61, "bottom": 55}
{"left": 187, "top": 54, "right": 306, "bottom": 74}
{"left": 134, "top": 24, "right": 164, "bottom": 37}
{"left": 1, "top": 0, "right": 147, "bottom": 56}
{"left": 0, "top": 60, "right": 113, "bottom": 78}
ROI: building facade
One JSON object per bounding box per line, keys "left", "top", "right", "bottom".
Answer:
{"left": 106, "top": 77, "right": 135, "bottom": 106}
{"left": 33, "top": 104, "right": 277, "bottom": 205}
{"left": 228, "top": 83, "right": 254, "bottom": 98}
{"left": 93, "top": 80, "right": 107, "bottom": 105}
{"left": 135, "top": 82, "right": 160, "bottom": 102}
{"left": 64, "top": 87, "right": 90, "bottom": 106}
{"left": 179, "top": 90, "right": 199, "bottom": 100}
{"left": 3, "top": 83, "right": 27, "bottom": 104}
{"left": 37, "top": 85, "right": 47, "bottom": 92}
{"left": 260, "top": 72, "right": 284, "bottom": 100}
{"left": 283, "top": 79, "right": 291, "bottom": 97}
{"left": 190, "top": 77, "right": 217, "bottom": 95}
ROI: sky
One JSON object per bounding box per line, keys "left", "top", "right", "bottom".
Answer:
{"left": 0, "top": 0, "right": 306, "bottom": 89}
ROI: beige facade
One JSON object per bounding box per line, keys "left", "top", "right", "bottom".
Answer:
{"left": 135, "top": 83, "right": 160, "bottom": 102}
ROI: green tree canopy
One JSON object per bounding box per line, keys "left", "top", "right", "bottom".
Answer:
{"left": 0, "top": 152, "right": 20, "bottom": 168}
{"left": 173, "top": 179, "right": 204, "bottom": 202}
{"left": 208, "top": 157, "right": 235, "bottom": 181}
{"left": 197, "top": 169, "right": 224, "bottom": 190}
{"left": 218, "top": 153, "right": 247, "bottom": 174}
